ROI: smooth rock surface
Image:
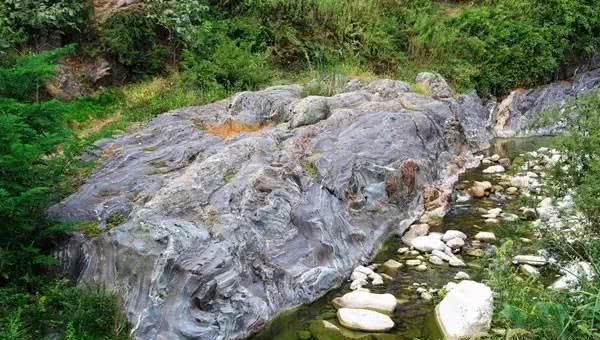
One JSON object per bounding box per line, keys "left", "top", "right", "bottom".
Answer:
{"left": 412, "top": 235, "right": 447, "bottom": 252}
{"left": 332, "top": 291, "right": 397, "bottom": 314}
{"left": 436, "top": 280, "right": 493, "bottom": 339}
{"left": 337, "top": 308, "right": 395, "bottom": 332}
{"left": 49, "top": 78, "right": 493, "bottom": 340}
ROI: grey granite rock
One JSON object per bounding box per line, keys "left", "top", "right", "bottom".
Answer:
{"left": 49, "top": 77, "right": 491, "bottom": 340}
{"left": 494, "top": 68, "right": 600, "bottom": 137}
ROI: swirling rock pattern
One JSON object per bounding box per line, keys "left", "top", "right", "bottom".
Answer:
{"left": 50, "top": 76, "right": 494, "bottom": 339}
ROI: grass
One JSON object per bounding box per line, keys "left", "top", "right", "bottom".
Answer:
{"left": 302, "top": 160, "right": 319, "bottom": 178}
{"left": 410, "top": 82, "right": 433, "bottom": 96}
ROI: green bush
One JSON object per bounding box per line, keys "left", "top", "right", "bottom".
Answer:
{"left": 488, "top": 240, "right": 600, "bottom": 339}
{"left": 541, "top": 90, "right": 600, "bottom": 229}
{"left": 181, "top": 20, "right": 272, "bottom": 92}
{"left": 99, "top": 12, "right": 170, "bottom": 76}
{"left": 0, "top": 48, "right": 129, "bottom": 340}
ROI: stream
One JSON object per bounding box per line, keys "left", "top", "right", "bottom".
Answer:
{"left": 250, "top": 137, "right": 557, "bottom": 340}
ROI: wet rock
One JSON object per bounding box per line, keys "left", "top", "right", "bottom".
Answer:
{"left": 486, "top": 208, "right": 502, "bottom": 217}
{"left": 354, "top": 265, "right": 375, "bottom": 276}
{"left": 406, "top": 259, "right": 422, "bottom": 266}
{"left": 498, "top": 158, "right": 511, "bottom": 167}
{"left": 412, "top": 235, "right": 446, "bottom": 252}
{"left": 449, "top": 257, "right": 466, "bottom": 267}
{"left": 475, "top": 232, "right": 496, "bottom": 243}
{"left": 482, "top": 165, "right": 505, "bottom": 174}
{"left": 429, "top": 256, "right": 445, "bottom": 265}
{"left": 436, "top": 280, "right": 493, "bottom": 339}
{"left": 511, "top": 176, "right": 529, "bottom": 189}
{"left": 351, "top": 279, "right": 368, "bottom": 290}
{"left": 470, "top": 181, "right": 492, "bottom": 198}
{"left": 369, "top": 273, "right": 384, "bottom": 286}
{"left": 332, "top": 291, "right": 397, "bottom": 314}
{"left": 519, "top": 264, "right": 540, "bottom": 278}
{"left": 402, "top": 223, "right": 430, "bottom": 247}
{"left": 351, "top": 271, "right": 368, "bottom": 281}
{"left": 490, "top": 154, "right": 501, "bottom": 162}
{"left": 446, "top": 238, "right": 465, "bottom": 249}
{"left": 397, "top": 247, "right": 409, "bottom": 255}
{"left": 442, "top": 230, "right": 467, "bottom": 242}
{"left": 337, "top": 308, "right": 395, "bottom": 332}
{"left": 383, "top": 259, "right": 403, "bottom": 273}
{"left": 416, "top": 264, "right": 428, "bottom": 272}
{"left": 419, "top": 210, "right": 444, "bottom": 227}
{"left": 454, "top": 271, "right": 471, "bottom": 280}
{"left": 420, "top": 291, "right": 434, "bottom": 301}
{"left": 550, "top": 261, "right": 595, "bottom": 290}
{"left": 506, "top": 187, "right": 519, "bottom": 195}
{"left": 512, "top": 255, "right": 547, "bottom": 266}
{"left": 466, "top": 249, "right": 484, "bottom": 257}
{"left": 484, "top": 218, "right": 499, "bottom": 224}
{"left": 432, "top": 250, "right": 452, "bottom": 262}
{"left": 521, "top": 208, "right": 537, "bottom": 220}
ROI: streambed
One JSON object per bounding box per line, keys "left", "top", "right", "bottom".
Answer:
{"left": 250, "top": 137, "right": 557, "bottom": 340}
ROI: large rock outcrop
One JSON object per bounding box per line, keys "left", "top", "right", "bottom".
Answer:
{"left": 49, "top": 75, "right": 492, "bottom": 339}
{"left": 494, "top": 68, "right": 600, "bottom": 137}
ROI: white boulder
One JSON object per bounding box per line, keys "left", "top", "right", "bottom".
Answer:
{"left": 436, "top": 280, "right": 493, "bottom": 339}
{"left": 482, "top": 165, "right": 505, "bottom": 174}
{"left": 337, "top": 308, "right": 395, "bottom": 332}
{"left": 412, "top": 235, "right": 446, "bottom": 252}
{"left": 550, "top": 261, "right": 595, "bottom": 290}
{"left": 475, "top": 232, "right": 496, "bottom": 243}
{"left": 332, "top": 290, "right": 397, "bottom": 314}
{"left": 512, "top": 255, "right": 547, "bottom": 266}
{"left": 442, "top": 230, "right": 467, "bottom": 242}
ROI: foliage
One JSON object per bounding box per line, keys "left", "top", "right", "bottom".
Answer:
{"left": 0, "top": 281, "right": 130, "bottom": 340}
{"left": 181, "top": 19, "right": 272, "bottom": 93}
{"left": 399, "top": 0, "right": 600, "bottom": 94}
{"left": 541, "top": 90, "right": 600, "bottom": 229}
{"left": 487, "top": 240, "right": 600, "bottom": 339}
{"left": 99, "top": 12, "right": 170, "bottom": 76}
{"left": 0, "top": 48, "right": 129, "bottom": 339}
{"left": 144, "top": 0, "right": 209, "bottom": 42}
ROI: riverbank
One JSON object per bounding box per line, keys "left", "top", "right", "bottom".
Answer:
{"left": 249, "top": 137, "right": 561, "bottom": 339}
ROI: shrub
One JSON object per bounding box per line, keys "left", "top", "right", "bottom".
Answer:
{"left": 181, "top": 20, "right": 272, "bottom": 92}
{"left": 99, "top": 12, "right": 170, "bottom": 76}
{"left": 0, "top": 49, "right": 129, "bottom": 340}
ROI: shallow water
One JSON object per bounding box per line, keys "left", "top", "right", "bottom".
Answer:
{"left": 249, "top": 137, "right": 557, "bottom": 340}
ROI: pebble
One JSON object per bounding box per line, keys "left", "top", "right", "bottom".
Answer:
{"left": 406, "top": 259, "right": 422, "bottom": 266}
{"left": 415, "top": 264, "right": 428, "bottom": 271}
{"left": 512, "top": 255, "right": 547, "bottom": 266}
{"left": 432, "top": 249, "right": 452, "bottom": 262}
{"left": 519, "top": 264, "right": 540, "bottom": 277}
{"left": 466, "top": 249, "right": 484, "bottom": 257}
{"left": 449, "top": 257, "right": 466, "bottom": 267}
{"left": 454, "top": 271, "right": 471, "bottom": 280}
{"left": 442, "top": 230, "right": 467, "bottom": 242}
{"left": 429, "top": 256, "right": 444, "bottom": 265}
{"left": 474, "top": 232, "right": 496, "bottom": 243}
{"left": 383, "top": 259, "right": 403, "bottom": 271}
{"left": 397, "top": 247, "right": 409, "bottom": 255}
{"left": 446, "top": 238, "right": 465, "bottom": 249}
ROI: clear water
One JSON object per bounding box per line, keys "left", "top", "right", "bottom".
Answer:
{"left": 249, "top": 137, "right": 558, "bottom": 340}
